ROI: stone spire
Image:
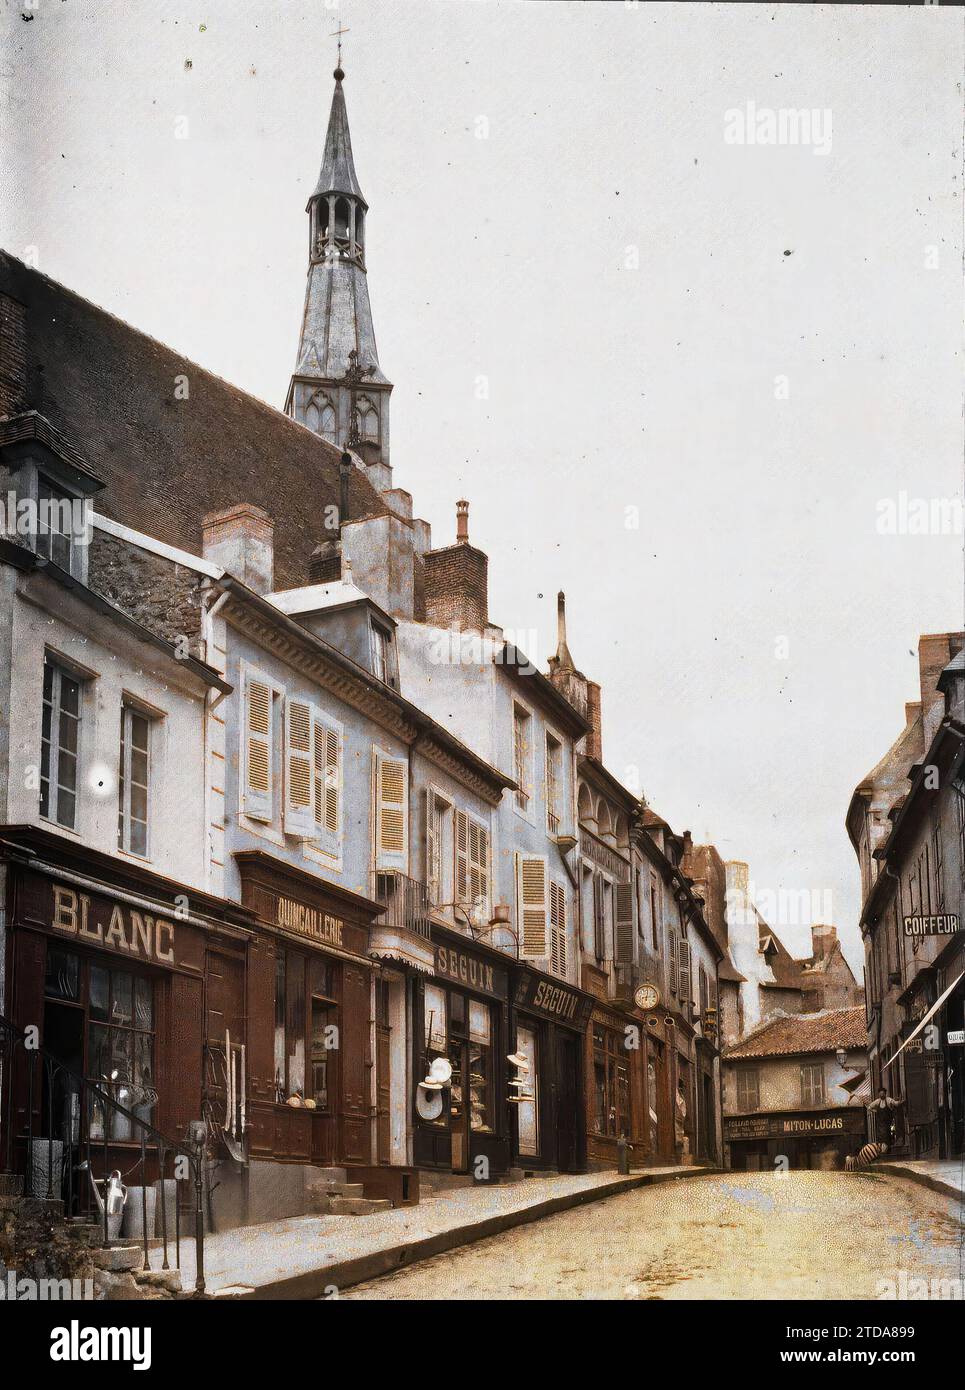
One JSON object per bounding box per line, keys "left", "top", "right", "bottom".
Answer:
{"left": 286, "top": 66, "right": 393, "bottom": 493}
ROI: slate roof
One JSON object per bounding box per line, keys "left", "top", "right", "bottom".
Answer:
{"left": 0, "top": 253, "right": 387, "bottom": 591}
{"left": 723, "top": 1006, "right": 867, "bottom": 1060}
{"left": 312, "top": 74, "right": 366, "bottom": 204}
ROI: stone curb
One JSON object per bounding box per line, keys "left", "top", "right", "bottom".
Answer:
{"left": 226, "top": 1166, "right": 716, "bottom": 1300}
{"left": 876, "top": 1162, "right": 965, "bottom": 1204}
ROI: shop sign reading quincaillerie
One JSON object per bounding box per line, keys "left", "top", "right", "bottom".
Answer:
{"left": 276, "top": 895, "right": 344, "bottom": 948}
{"left": 50, "top": 884, "right": 175, "bottom": 963}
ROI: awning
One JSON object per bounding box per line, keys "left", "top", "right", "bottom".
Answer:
{"left": 883, "top": 968, "right": 965, "bottom": 1071}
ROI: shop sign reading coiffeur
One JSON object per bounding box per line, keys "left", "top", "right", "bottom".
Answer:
{"left": 903, "top": 913, "right": 960, "bottom": 937}
{"left": 50, "top": 885, "right": 175, "bottom": 963}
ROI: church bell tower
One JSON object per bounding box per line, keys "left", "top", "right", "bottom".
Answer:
{"left": 286, "top": 64, "right": 393, "bottom": 492}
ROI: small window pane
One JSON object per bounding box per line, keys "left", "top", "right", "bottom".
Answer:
{"left": 111, "top": 972, "right": 132, "bottom": 1027}
{"left": 44, "top": 947, "right": 79, "bottom": 1001}
{"left": 134, "top": 977, "right": 153, "bottom": 1030}
{"left": 90, "top": 966, "right": 110, "bottom": 1021}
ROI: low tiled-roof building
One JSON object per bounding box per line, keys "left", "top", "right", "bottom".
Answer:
{"left": 721, "top": 1006, "right": 869, "bottom": 1170}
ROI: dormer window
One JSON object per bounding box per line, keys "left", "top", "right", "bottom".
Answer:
{"left": 369, "top": 621, "right": 394, "bottom": 688}
{"left": 36, "top": 475, "right": 76, "bottom": 572}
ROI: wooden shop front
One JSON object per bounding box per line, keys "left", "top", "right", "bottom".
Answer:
{"left": 724, "top": 1106, "right": 867, "bottom": 1170}
{"left": 235, "top": 851, "right": 381, "bottom": 1170}
{"left": 414, "top": 928, "right": 511, "bottom": 1179}
{"left": 0, "top": 827, "right": 255, "bottom": 1189}
{"left": 511, "top": 966, "right": 592, "bottom": 1174}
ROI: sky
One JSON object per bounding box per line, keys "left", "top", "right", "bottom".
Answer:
{"left": 2, "top": 1, "right": 963, "bottom": 971}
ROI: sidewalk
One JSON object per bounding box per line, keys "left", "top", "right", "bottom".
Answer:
{"left": 877, "top": 1158, "right": 965, "bottom": 1204}
{"left": 155, "top": 1165, "right": 714, "bottom": 1299}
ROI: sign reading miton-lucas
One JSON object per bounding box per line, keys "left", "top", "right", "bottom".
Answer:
{"left": 902, "top": 913, "right": 960, "bottom": 938}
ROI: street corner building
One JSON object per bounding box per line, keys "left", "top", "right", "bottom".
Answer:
{"left": 0, "top": 59, "right": 731, "bottom": 1270}
{"left": 721, "top": 1007, "right": 869, "bottom": 1170}
{"left": 848, "top": 633, "right": 965, "bottom": 1162}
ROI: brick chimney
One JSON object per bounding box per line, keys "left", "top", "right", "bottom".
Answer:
{"left": 423, "top": 500, "right": 489, "bottom": 633}
{"left": 810, "top": 923, "right": 837, "bottom": 962}
{"left": 585, "top": 680, "right": 603, "bottom": 761}
{"left": 202, "top": 503, "right": 274, "bottom": 595}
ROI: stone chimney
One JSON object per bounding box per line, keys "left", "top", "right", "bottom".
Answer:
{"left": 810, "top": 923, "right": 837, "bottom": 962}
{"left": 726, "top": 861, "right": 749, "bottom": 894}
{"left": 585, "top": 680, "right": 603, "bottom": 762}
{"left": 423, "top": 500, "right": 489, "bottom": 633}
{"left": 202, "top": 503, "right": 274, "bottom": 595}
{"left": 920, "top": 633, "right": 964, "bottom": 745}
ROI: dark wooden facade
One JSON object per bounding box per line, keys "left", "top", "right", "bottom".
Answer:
{"left": 234, "top": 851, "right": 381, "bottom": 1170}
{"left": 510, "top": 966, "right": 592, "bottom": 1174}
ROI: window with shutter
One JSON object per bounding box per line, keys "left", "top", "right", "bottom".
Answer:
{"left": 243, "top": 671, "right": 274, "bottom": 823}
{"left": 593, "top": 874, "right": 606, "bottom": 962}
{"left": 668, "top": 931, "right": 679, "bottom": 996}
{"left": 284, "top": 698, "right": 315, "bottom": 837}
{"left": 678, "top": 937, "right": 692, "bottom": 1009}
{"left": 517, "top": 854, "right": 548, "bottom": 959}
{"left": 468, "top": 818, "right": 490, "bottom": 917}
{"left": 312, "top": 711, "right": 340, "bottom": 852}
{"left": 375, "top": 753, "right": 408, "bottom": 869}
{"left": 549, "top": 881, "right": 567, "bottom": 977}
{"left": 614, "top": 880, "right": 634, "bottom": 963}
{"left": 455, "top": 809, "right": 470, "bottom": 905}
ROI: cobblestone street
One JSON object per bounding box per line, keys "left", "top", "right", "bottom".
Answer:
{"left": 343, "top": 1172, "right": 965, "bottom": 1300}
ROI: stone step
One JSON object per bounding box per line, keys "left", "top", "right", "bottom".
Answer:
{"left": 326, "top": 1195, "right": 393, "bottom": 1216}
{"left": 311, "top": 1167, "right": 348, "bottom": 1184}
{"left": 326, "top": 1182, "right": 365, "bottom": 1199}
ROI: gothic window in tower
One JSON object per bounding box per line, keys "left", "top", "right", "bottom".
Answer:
{"left": 355, "top": 206, "right": 365, "bottom": 254}
{"left": 355, "top": 395, "right": 379, "bottom": 443}
{"left": 334, "top": 197, "right": 350, "bottom": 241}
{"left": 306, "top": 392, "right": 337, "bottom": 444}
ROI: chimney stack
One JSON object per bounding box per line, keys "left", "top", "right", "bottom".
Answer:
{"left": 202, "top": 503, "right": 274, "bottom": 595}
{"left": 456, "top": 499, "right": 470, "bottom": 544}
{"left": 423, "top": 499, "right": 489, "bottom": 633}
{"left": 585, "top": 680, "right": 603, "bottom": 761}
{"left": 811, "top": 923, "right": 837, "bottom": 961}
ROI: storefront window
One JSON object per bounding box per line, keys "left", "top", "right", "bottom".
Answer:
{"left": 88, "top": 964, "right": 155, "bottom": 1140}
{"left": 423, "top": 984, "right": 449, "bottom": 1128}
{"left": 310, "top": 959, "right": 337, "bottom": 1111}
{"left": 516, "top": 1024, "right": 539, "bottom": 1157}
{"left": 274, "top": 949, "right": 336, "bottom": 1105}
{"left": 592, "top": 1024, "right": 630, "bottom": 1138}
{"left": 468, "top": 1000, "right": 493, "bottom": 1133}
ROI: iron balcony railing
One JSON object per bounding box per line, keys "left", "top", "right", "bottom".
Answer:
{"left": 0, "top": 1013, "right": 206, "bottom": 1296}
{"left": 373, "top": 869, "right": 432, "bottom": 940}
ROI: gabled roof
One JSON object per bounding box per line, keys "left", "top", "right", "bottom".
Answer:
{"left": 723, "top": 1006, "right": 867, "bottom": 1060}
{"left": 0, "top": 254, "right": 387, "bottom": 591}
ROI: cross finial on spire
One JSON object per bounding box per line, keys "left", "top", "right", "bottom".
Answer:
{"left": 330, "top": 23, "right": 349, "bottom": 79}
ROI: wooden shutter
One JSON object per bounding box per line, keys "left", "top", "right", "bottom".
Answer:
{"left": 455, "top": 809, "right": 470, "bottom": 904}
{"left": 517, "top": 854, "right": 548, "bottom": 959}
{"left": 593, "top": 874, "right": 605, "bottom": 961}
{"left": 284, "top": 698, "right": 315, "bottom": 837}
{"left": 426, "top": 792, "right": 440, "bottom": 903}
{"left": 668, "top": 930, "right": 679, "bottom": 996}
{"left": 678, "top": 937, "right": 692, "bottom": 1009}
{"left": 244, "top": 672, "right": 273, "bottom": 822}
{"left": 468, "top": 819, "right": 490, "bottom": 915}
{"left": 614, "top": 880, "right": 635, "bottom": 963}
{"left": 313, "top": 711, "right": 340, "bottom": 853}
{"left": 550, "top": 880, "right": 567, "bottom": 977}
{"left": 376, "top": 753, "right": 408, "bottom": 869}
